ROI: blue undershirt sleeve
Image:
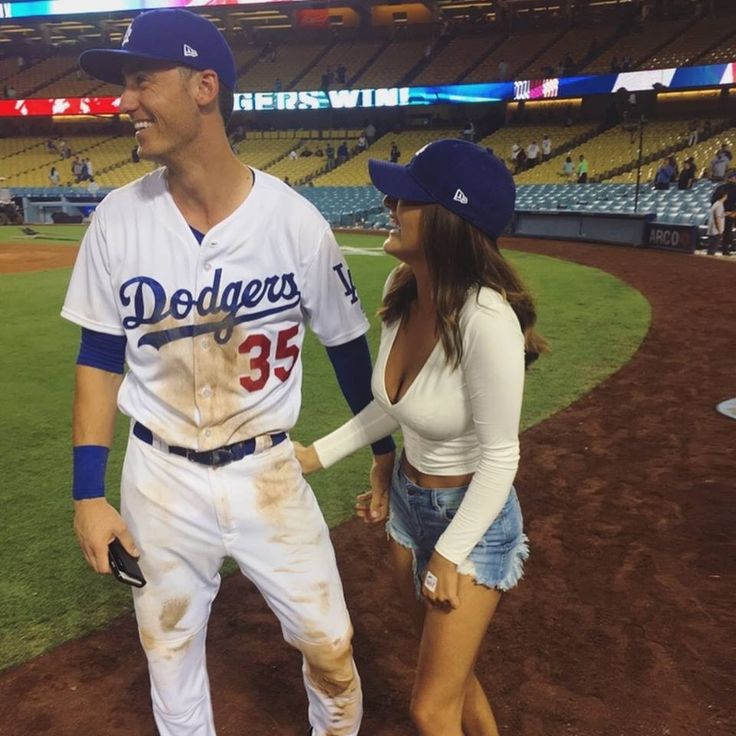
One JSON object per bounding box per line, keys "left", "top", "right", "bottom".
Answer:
{"left": 326, "top": 335, "right": 395, "bottom": 455}
{"left": 77, "top": 327, "right": 126, "bottom": 374}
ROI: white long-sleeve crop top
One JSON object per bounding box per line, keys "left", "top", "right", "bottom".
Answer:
{"left": 314, "top": 273, "right": 526, "bottom": 566}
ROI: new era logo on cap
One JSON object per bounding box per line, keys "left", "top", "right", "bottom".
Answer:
{"left": 453, "top": 188, "right": 469, "bottom": 205}
{"left": 183, "top": 44, "right": 198, "bottom": 58}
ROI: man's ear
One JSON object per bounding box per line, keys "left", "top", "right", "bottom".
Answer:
{"left": 194, "top": 69, "right": 219, "bottom": 109}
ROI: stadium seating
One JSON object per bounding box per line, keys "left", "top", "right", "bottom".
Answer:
{"left": 295, "top": 40, "right": 385, "bottom": 90}
{"left": 646, "top": 12, "right": 736, "bottom": 68}
{"left": 355, "top": 38, "right": 428, "bottom": 88}
{"left": 237, "top": 43, "right": 327, "bottom": 92}
{"left": 412, "top": 34, "right": 502, "bottom": 85}
{"left": 311, "top": 128, "right": 461, "bottom": 187}
{"left": 583, "top": 18, "right": 690, "bottom": 74}
{"left": 462, "top": 29, "right": 561, "bottom": 83}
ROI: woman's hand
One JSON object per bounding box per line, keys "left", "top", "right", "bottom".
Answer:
{"left": 292, "top": 441, "right": 322, "bottom": 475}
{"left": 355, "top": 451, "right": 394, "bottom": 524}
{"left": 422, "top": 550, "right": 460, "bottom": 610}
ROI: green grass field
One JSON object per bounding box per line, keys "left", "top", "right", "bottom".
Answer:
{"left": 0, "top": 227, "right": 650, "bottom": 671}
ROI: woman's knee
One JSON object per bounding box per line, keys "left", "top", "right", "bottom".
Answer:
{"left": 410, "top": 693, "right": 462, "bottom": 735}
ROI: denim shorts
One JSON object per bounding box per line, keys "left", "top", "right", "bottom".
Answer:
{"left": 386, "top": 460, "right": 529, "bottom": 596}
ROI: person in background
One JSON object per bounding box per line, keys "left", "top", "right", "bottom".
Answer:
{"left": 707, "top": 187, "right": 727, "bottom": 256}
{"left": 653, "top": 158, "right": 674, "bottom": 190}
{"left": 576, "top": 153, "right": 589, "bottom": 183}
{"left": 561, "top": 155, "right": 574, "bottom": 179}
{"left": 48, "top": 165, "right": 61, "bottom": 185}
{"left": 678, "top": 157, "right": 696, "bottom": 190}
{"left": 541, "top": 134, "right": 552, "bottom": 161}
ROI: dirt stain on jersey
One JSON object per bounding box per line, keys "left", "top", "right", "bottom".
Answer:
{"left": 159, "top": 596, "right": 190, "bottom": 632}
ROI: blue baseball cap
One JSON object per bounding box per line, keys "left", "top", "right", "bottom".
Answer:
{"left": 79, "top": 9, "right": 236, "bottom": 91}
{"left": 369, "top": 139, "right": 516, "bottom": 239}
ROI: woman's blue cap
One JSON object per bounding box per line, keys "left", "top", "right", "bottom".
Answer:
{"left": 369, "top": 139, "right": 516, "bottom": 239}
{"left": 79, "top": 9, "right": 236, "bottom": 91}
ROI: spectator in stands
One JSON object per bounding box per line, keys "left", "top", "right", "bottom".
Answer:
{"left": 46, "top": 138, "right": 57, "bottom": 154}
{"left": 542, "top": 134, "right": 552, "bottom": 161}
{"left": 686, "top": 119, "right": 699, "bottom": 146}
{"left": 338, "top": 140, "right": 349, "bottom": 164}
{"left": 511, "top": 142, "right": 521, "bottom": 164}
{"left": 622, "top": 55, "right": 632, "bottom": 72}
{"left": 718, "top": 142, "right": 732, "bottom": 163}
{"left": 300, "top": 146, "right": 313, "bottom": 157}
{"left": 526, "top": 141, "right": 540, "bottom": 168}
{"left": 709, "top": 151, "right": 728, "bottom": 181}
{"left": 515, "top": 147, "right": 527, "bottom": 174}
{"left": 314, "top": 145, "right": 324, "bottom": 157}
{"left": 389, "top": 141, "right": 400, "bottom": 164}
{"left": 283, "top": 176, "right": 292, "bottom": 187}
{"left": 85, "top": 158, "right": 94, "bottom": 180}
{"left": 326, "top": 142, "right": 336, "bottom": 169}
{"left": 274, "top": 78, "right": 282, "bottom": 92}
{"left": 498, "top": 59, "right": 508, "bottom": 80}
{"left": 610, "top": 56, "right": 621, "bottom": 73}
{"left": 678, "top": 157, "right": 697, "bottom": 189}
{"left": 667, "top": 156, "right": 678, "bottom": 183}
{"left": 357, "top": 133, "right": 368, "bottom": 152}
{"left": 462, "top": 121, "right": 475, "bottom": 143}
{"left": 561, "top": 155, "right": 574, "bottom": 179}
{"left": 87, "top": 177, "right": 100, "bottom": 196}
{"left": 653, "top": 159, "right": 675, "bottom": 190}
{"left": 131, "top": 146, "right": 140, "bottom": 164}
{"left": 719, "top": 170, "right": 736, "bottom": 255}
{"left": 71, "top": 157, "right": 83, "bottom": 182}
{"left": 60, "top": 140, "right": 71, "bottom": 159}
{"left": 577, "top": 154, "right": 589, "bottom": 183}
{"left": 320, "top": 70, "right": 331, "bottom": 91}
{"left": 702, "top": 119, "right": 712, "bottom": 140}
{"left": 336, "top": 63, "right": 347, "bottom": 85}
{"left": 48, "top": 166, "right": 60, "bottom": 185}
{"left": 6, "top": 84, "right": 16, "bottom": 99}
{"left": 562, "top": 52, "right": 574, "bottom": 75}
{"left": 365, "top": 123, "right": 376, "bottom": 144}
{"left": 707, "top": 188, "right": 727, "bottom": 256}
{"left": 289, "top": 148, "right": 298, "bottom": 160}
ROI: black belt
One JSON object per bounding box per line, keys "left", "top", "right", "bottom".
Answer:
{"left": 133, "top": 422, "right": 287, "bottom": 467}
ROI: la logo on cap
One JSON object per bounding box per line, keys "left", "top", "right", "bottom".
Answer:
{"left": 453, "top": 188, "right": 469, "bottom": 204}
{"left": 184, "top": 44, "right": 198, "bottom": 58}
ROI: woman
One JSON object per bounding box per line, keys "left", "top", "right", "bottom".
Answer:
{"left": 562, "top": 154, "right": 574, "bottom": 179}
{"left": 296, "top": 139, "right": 547, "bottom": 735}
{"left": 48, "top": 165, "right": 60, "bottom": 185}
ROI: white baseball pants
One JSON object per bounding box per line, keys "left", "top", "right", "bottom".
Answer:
{"left": 121, "top": 430, "right": 362, "bottom": 736}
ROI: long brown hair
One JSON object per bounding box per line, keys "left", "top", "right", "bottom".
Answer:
{"left": 379, "top": 203, "right": 548, "bottom": 369}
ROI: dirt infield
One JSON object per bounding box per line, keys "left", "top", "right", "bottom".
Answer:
{"left": 0, "top": 243, "right": 78, "bottom": 273}
{"left": 1, "top": 239, "right": 733, "bottom": 736}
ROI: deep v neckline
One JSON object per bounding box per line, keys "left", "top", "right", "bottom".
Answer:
{"left": 383, "top": 319, "right": 441, "bottom": 407}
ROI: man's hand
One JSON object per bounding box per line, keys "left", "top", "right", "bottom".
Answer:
{"left": 73, "top": 498, "right": 138, "bottom": 574}
{"left": 293, "top": 441, "right": 323, "bottom": 475}
{"left": 356, "top": 450, "right": 394, "bottom": 523}
{"left": 422, "top": 550, "right": 460, "bottom": 611}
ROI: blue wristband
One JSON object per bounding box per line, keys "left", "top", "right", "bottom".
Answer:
{"left": 72, "top": 445, "right": 109, "bottom": 500}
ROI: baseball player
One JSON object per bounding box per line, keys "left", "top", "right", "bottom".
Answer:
{"left": 62, "top": 10, "right": 393, "bottom": 736}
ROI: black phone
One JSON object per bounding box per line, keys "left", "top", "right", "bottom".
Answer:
{"left": 108, "top": 538, "right": 146, "bottom": 588}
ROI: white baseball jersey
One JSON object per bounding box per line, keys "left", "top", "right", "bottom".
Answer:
{"left": 62, "top": 167, "right": 369, "bottom": 451}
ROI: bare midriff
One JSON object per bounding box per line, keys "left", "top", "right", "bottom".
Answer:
{"left": 401, "top": 455, "right": 474, "bottom": 490}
